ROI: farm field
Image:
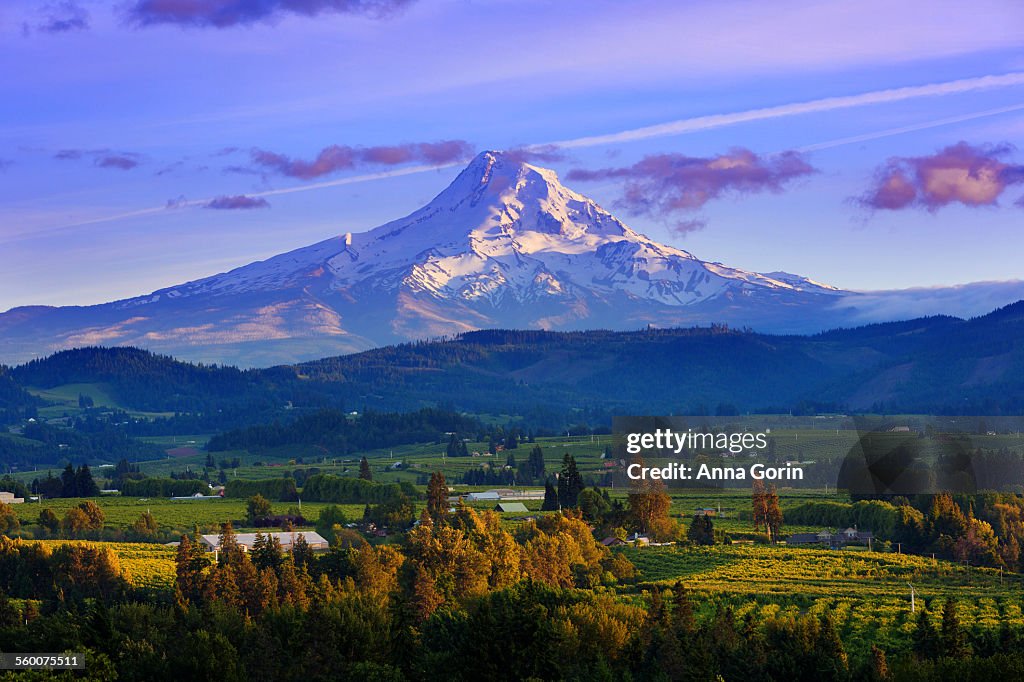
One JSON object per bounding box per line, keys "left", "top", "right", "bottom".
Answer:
{"left": 34, "top": 539, "right": 178, "bottom": 591}
{"left": 11, "top": 496, "right": 366, "bottom": 534}
{"left": 619, "top": 543, "right": 1024, "bottom": 659}
{"left": 22, "top": 531, "right": 1022, "bottom": 663}
{"left": 25, "top": 382, "right": 176, "bottom": 421}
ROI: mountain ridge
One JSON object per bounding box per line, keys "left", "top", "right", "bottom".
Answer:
{"left": 1, "top": 151, "right": 1021, "bottom": 367}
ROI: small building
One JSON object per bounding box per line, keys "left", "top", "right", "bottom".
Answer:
{"left": 0, "top": 492, "right": 24, "bottom": 504}
{"left": 464, "top": 491, "right": 501, "bottom": 502}
{"left": 199, "top": 530, "right": 329, "bottom": 553}
{"left": 494, "top": 502, "right": 530, "bottom": 513}
{"left": 787, "top": 528, "right": 873, "bottom": 548}
{"left": 695, "top": 507, "right": 717, "bottom": 517}
{"left": 601, "top": 536, "right": 627, "bottom": 547}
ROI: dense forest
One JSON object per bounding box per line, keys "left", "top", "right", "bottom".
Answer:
{"left": 0, "top": 502, "right": 1023, "bottom": 680}
{"left": 0, "top": 303, "right": 1020, "bottom": 430}
{"left": 206, "top": 408, "right": 481, "bottom": 454}
{"left": 2, "top": 303, "right": 1024, "bottom": 470}
{"left": 0, "top": 366, "right": 38, "bottom": 426}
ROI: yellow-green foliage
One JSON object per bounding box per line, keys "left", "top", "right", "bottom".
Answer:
{"left": 621, "top": 544, "right": 1024, "bottom": 656}
{"left": 36, "top": 540, "right": 177, "bottom": 590}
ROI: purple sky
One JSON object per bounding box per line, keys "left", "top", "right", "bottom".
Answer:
{"left": 2, "top": 0, "right": 1024, "bottom": 311}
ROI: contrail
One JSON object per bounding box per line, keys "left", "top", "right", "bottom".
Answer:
{"left": 11, "top": 162, "right": 464, "bottom": 240}
{"left": 794, "top": 103, "right": 1024, "bottom": 153}
{"left": 542, "top": 72, "right": 1024, "bottom": 149}
{"left": 13, "top": 71, "right": 1024, "bottom": 239}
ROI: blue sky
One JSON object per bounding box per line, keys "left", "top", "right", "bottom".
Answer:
{"left": 2, "top": 0, "right": 1024, "bottom": 311}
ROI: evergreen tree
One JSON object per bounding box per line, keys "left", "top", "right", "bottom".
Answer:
{"left": 941, "top": 599, "right": 969, "bottom": 658}
{"left": 868, "top": 645, "right": 890, "bottom": 681}
{"left": 687, "top": 514, "right": 715, "bottom": 545}
{"left": 60, "top": 463, "right": 77, "bottom": 498}
{"left": 446, "top": 434, "right": 469, "bottom": 458}
{"left": 912, "top": 609, "right": 939, "bottom": 660}
{"left": 557, "top": 453, "right": 584, "bottom": 508}
{"left": 358, "top": 456, "right": 373, "bottom": 481}
{"left": 541, "top": 478, "right": 559, "bottom": 511}
{"left": 251, "top": 532, "right": 283, "bottom": 573}
{"left": 532, "top": 446, "right": 548, "bottom": 477}
{"left": 218, "top": 521, "right": 245, "bottom": 566}
{"left": 426, "top": 471, "right": 449, "bottom": 522}
{"left": 291, "top": 532, "right": 315, "bottom": 571}
{"left": 76, "top": 465, "right": 100, "bottom": 497}
{"left": 175, "top": 530, "right": 210, "bottom": 606}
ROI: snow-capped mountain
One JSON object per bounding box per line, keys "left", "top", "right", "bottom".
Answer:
{"left": 4, "top": 150, "right": 1015, "bottom": 367}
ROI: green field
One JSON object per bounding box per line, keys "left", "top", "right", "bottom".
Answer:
{"left": 12, "top": 496, "right": 366, "bottom": 535}
{"left": 26, "top": 382, "right": 175, "bottom": 420}
{"left": 35, "top": 539, "right": 178, "bottom": 590}
{"left": 619, "top": 543, "right": 1023, "bottom": 658}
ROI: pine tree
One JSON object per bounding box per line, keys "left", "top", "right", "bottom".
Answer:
{"left": 251, "top": 532, "right": 283, "bottom": 572}
{"left": 218, "top": 521, "right": 245, "bottom": 566}
{"left": 940, "top": 599, "right": 968, "bottom": 658}
{"left": 291, "top": 532, "right": 315, "bottom": 571}
{"left": 671, "top": 580, "right": 696, "bottom": 634}
{"left": 427, "top": 471, "right": 449, "bottom": 521}
{"left": 541, "top": 479, "right": 559, "bottom": 511}
{"left": 75, "top": 465, "right": 100, "bottom": 497}
{"left": 410, "top": 562, "right": 444, "bottom": 622}
{"left": 358, "top": 456, "right": 373, "bottom": 481}
{"left": 814, "top": 614, "right": 848, "bottom": 675}
{"left": 446, "top": 434, "right": 469, "bottom": 458}
{"left": 687, "top": 514, "right": 715, "bottom": 545}
{"left": 868, "top": 645, "right": 890, "bottom": 681}
{"left": 175, "top": 530, "right": 210, "bottom": 605}
{"left": 60, "top": 464, "right": 77, "bottom": 498}
{"left": 532, "top": 446, "right": 548, "bottom": 477}
{"left": 912, "top": 609, "right": 939, "bottom": 660}
{"left": 557, "top": 453, "right": 584, "bottom": 508}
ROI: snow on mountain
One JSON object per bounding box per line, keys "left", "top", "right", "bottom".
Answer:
{"left": 152, "top": 151, "right": 841, "bottom": 307}
{"left": 13, "top": 149, "right": 1009, "bottom": 368}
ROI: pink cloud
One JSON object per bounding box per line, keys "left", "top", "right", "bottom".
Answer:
{"left": 859, "top": 142, "right": 1024, "bottom": 211}
{"left": 205, "top": 195, "right": 270, "bottom": 210}
{"left": 567, "top": 148, "right": 815, "bottom": 219}
{"left": 248, "top": 140, "right": 474, "bottom": 179}
{"left": 126, "top": 0, "right": 415, "bottom": 29}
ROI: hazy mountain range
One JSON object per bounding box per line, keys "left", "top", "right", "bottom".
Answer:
{"left": 2, "top": 151, "right": 1023, "bottom": 368}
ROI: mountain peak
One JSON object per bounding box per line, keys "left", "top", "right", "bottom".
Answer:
{"left": 0, "top": 149, "right": 863, "bottom": 367}
{"left": 433, "top": 149, "right": 566, "bottom": 216}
